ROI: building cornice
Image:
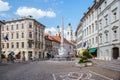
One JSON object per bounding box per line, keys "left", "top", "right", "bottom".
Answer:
{"left": 5, "top": 18, "right": 46, "bottom": 28}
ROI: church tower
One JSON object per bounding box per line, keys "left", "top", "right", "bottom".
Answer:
{"left": 66, "top": 23, "right": 73, "bottom": 41}
{"left": 55, "top": 25, "right": 60, "bottom": 36}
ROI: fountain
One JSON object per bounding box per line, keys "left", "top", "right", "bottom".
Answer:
{"left": 55, "top": 18, "right": 68, "bottom": 60}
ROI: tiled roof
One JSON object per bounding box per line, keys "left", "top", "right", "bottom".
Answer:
{"left": 44, "top": 34, "right": 74, "bottom": 45}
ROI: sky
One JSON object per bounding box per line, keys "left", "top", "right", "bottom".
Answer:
{"left": 0, "top": 0, "right": 94, "bottom": 37}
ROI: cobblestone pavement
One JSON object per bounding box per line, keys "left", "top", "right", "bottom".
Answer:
{"left": 91, "top": 59, "right": 120, "bottom": 72}
{"left": 0, "top": 60, "right": 120, "bottom": 80}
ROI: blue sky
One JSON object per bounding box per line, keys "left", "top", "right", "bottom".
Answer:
{"left": 0, "top": 0, "right": 94, "bottom": 36}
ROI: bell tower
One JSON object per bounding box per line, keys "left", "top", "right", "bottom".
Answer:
{"left": 66, "top": 23, "right": 73, "bottom": 41}
{"left": 56, "top": 25, "right": 60, "bottom": 36}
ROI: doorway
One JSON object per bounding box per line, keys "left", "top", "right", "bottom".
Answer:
{"left": 112, "top": 47, "right": 119, "bottom": 59}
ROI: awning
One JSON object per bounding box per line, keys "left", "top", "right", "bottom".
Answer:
{"left": 79, "top": 49, "right": 87, "bottom": 54}
{"left": 88, "top": 48, "right": 97, "bottom": 53}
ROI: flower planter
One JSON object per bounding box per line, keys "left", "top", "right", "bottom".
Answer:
{"left": 86, "top": 62, "right": 93, "bottom": 67}
{"left": 80, "top": 63, "right": 86, "bottom": 67}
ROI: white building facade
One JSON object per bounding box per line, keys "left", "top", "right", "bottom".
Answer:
{"left": 1, "top": 18, "right": 45, "bottom": 61}
{"left": 97, "top": 0, "right": 120, "bottom": 60}
{"left": 76, "top": 1, "right": 98, "bottom": 57}
{"left": 76, "top": 0, "right": 120, "bottom": 60}
{"left": 76, "top": 22, "right": 83, "bottom": 54}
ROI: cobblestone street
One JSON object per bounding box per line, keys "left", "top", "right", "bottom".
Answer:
{"left": 0, "top": 60, "right": 120, "bottom": 80}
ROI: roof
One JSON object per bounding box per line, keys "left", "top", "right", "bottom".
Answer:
{"left": 44, "top": 34, "right": 75, "bottom": 45}
{"left": 5, "top": 17, "right": 45, "bottom": 28}
{"left": 0, "top": 21, "right": 5, "bottom": 24}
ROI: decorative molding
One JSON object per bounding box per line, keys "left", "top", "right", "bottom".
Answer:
{"left": 112, "top": 26, "right": 118, "bottom": 30}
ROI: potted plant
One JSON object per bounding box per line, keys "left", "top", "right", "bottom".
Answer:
{"left": 78, "top": 51, "right": 93, "bottom": 67}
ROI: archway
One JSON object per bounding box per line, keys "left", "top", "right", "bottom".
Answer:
{"left": 112, "top": 47, "right": 119, "bottom": 59}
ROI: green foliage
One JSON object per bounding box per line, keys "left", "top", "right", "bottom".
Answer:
{"left": 1, "top": 54, "right": 5, "bottom": 59}
{"left": 79, "top": 51, "right": 93, "bottom": 63}
{"left": 79, "top": 56, "right": 87, "bottom": 63}
{"left": 83, "top": 51, "right": 93, "bottom": 59}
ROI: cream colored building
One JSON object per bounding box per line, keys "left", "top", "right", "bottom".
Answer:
{"left": 0, "top": 21, "right": 5, "bottom": 61}
{"left": 1, "top": 17, "right": 45, "bottom": 61}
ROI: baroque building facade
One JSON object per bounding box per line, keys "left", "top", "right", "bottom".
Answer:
{"left": 76, "top": 0, "right": 120, "bottom": 60}
{"left": 1, "top": 17, "right": 45, "bottom": 61}
{"left": 97, "top": 0, "right": 120, "bottom": 60}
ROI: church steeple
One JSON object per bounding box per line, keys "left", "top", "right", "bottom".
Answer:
{"left": 66, "top": 23, "right": 73, "bottom": 41}
{"left": 56, "top": 25, "right": 60, "bottom": 36}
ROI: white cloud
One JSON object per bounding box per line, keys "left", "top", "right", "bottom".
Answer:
{"left": 16, "top": 7, "right": 56, "bottom": 19}
{"left": 45, "top": 27, "right": 67, "bottom": 37}
{"left": 0, "top": 0, "right": 11, "bottom": 11}
{"left": 45, "top": 27, "right": 56, "bottom": 35}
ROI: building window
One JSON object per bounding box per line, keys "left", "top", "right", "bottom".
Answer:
{"left": 11, "top": 25, "right": 13, "bottom": 30}
{"left": 95, "top": 21, "right": 97, "bottom": 30}
{"left": 104, "top": 0, "right": 107, "bottom": 7}
{"left": 90, "top": 26, "right": 91, "bottom": 34}
{"left": 6, "top": 25, "right": 9, "bottom": 31}
{"left": 99, "top": 7, "right": 101, "bottom": 13}
{"left": 11, "top": 33, "right": 13, "bottom": 39}
{"left": 1, "top": 26, "right": 4, "bottom": 31}
{"left": 104, "top": 15, "right": 108, "bottom": 27}
{"left": 92, "top": 38, "right": 94, "bottom": 44}
{"left": 16, "top": 42, "right": 19, "bottom": 48}
{"left": 104, "top": 30, "right": 109, "bottom": 42}
{"left": 112, "top": 26, "right": 118, "bottom": 41}
{"left": 16, "top": 24, "right": 18, "bottom": 30}
{"left": 7, "top": 43, "right": 9, "bottom": 48}
{"left": 99, "top": 20, "right": 102, "bottom": 30}
{"left": 92, "top": 24, "right": 94, "bottom": 32}
{"left": 87, "top": 27, "right": 88, "bottom": 35}
{"left": 22, "top": 42, "right": 24, "bottom": 48}
{"left": 29, "top": 22, "right": 32, "bottom": 28}
{"left": 106, "top": 33, "right": 108, "bottom": 42}
{"left": 11, "top": 42, "right": 14, "bottom": 48}
{"left": 16, "top": 32, "right": 19, "bottom": 38}
{"left": 114, "top": 30, "right": 117, "bottom": 40}
{"left": 96, "top": 36, "right": 98, "bottom": 43}
{"left": 2, "top": 34, "right": 4, "bottom": 40}
{"left": 99, "top": 34, "right": 102, "bottom": 44}
{"left": 22, "top": 23, "right": 24, "bottom": 29}
{"left": 22, "top": 32, "right": 24, "bottom": 38}
{"left": 2, "top": 43, "right": 4, "bottom": 48}
{"left": 112, "top": 8, "right": 117, "bottom": 22}
{"left": 29, "top": 32, "right": 32, "bottom": 38}
{"left": 113, "top": 12, "right": 117, "bottom": 21}
{"left": 28, "top": 43, "right": 32, "bottom": 48}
